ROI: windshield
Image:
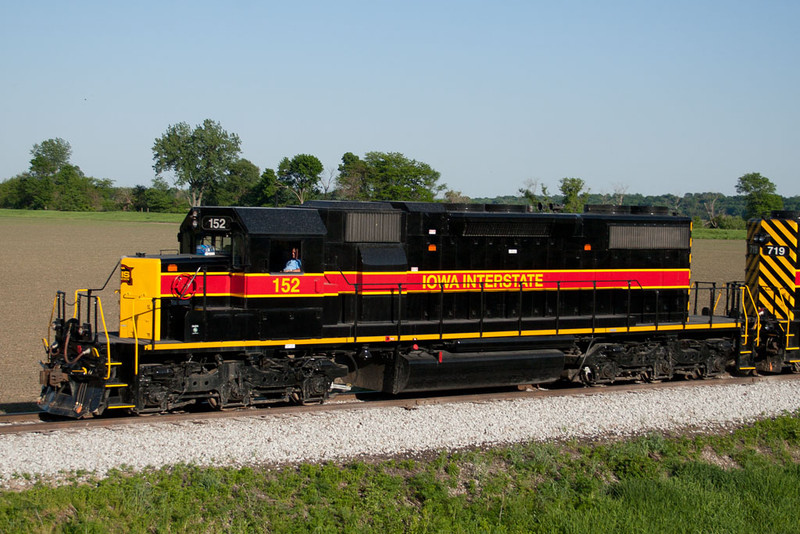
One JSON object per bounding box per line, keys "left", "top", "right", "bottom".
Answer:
{"left": 196, "top": 234, "right": 232, "bottom": 256}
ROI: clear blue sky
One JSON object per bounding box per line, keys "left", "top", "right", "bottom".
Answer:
{"left": 1, "top": 1, "right": 798, "bottom": 198}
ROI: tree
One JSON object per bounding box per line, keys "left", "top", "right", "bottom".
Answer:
{"left": 251, "top": 168, "right": 288, "bottom": 206}
{"left": 735, "top": 172, "right": 783, "bottom": 220}
{"left": 30, "top": 138, "right": 72, "bottom": 177}
{"left": 443, "top": 190, "right": 471, "bottom": 203}
{"left": 703, "top": 194, "right": 721, "bottom": 228}
{"left": 131, "top": 185, "right": 149, "bottom": 211}
{"left": 5, "top": 139, "right": 100, "bottom": 210}
{"left": 559, "top": 177, "right": 589, "bottom": 213}
{"left": 0, "top": 174, "right": 26, "bottom": 208}
{"left": 277, "top": 154, "right": 323, "bottom": 204}
{"left": 52, "top": 164, "right": 94, "bottom": 211}
{"left": 320, "top": 167, "right": 338, "bottom": 198}
{"left": 206, "top": 158, "right": 261, "bottom": 206}
{"left": 336, "top": 152, "right": 370, "bottom": 200}
{"left": 152, "top": 119, "right": 242, "bottom": 206}
{"left": 518, "top": 178, "right": 550, "bottom": 210}
{"left": 365, "top": 152, "right": 444, "bottom": 201}
{"left": 145, "top": 177, "right": 182, "bottom": 212}
{"left": 19, "top": 172, "right": 54, "bottom": 209}
{"left": 335, "top": 152, "right": 444, "bottom": 201}
{"left": 610, "top": 182, "right": 629, "bottom": 206}
{"left": 17, "top": 137, "right": 75, "bottom": 209}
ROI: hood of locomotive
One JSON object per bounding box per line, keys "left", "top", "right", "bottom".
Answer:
{"left": 118, "top": 252, "right": 233, "bottom": 341}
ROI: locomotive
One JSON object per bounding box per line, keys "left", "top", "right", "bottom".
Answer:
{"left": 38, "top": 201, "right": 800, "bottom": 418}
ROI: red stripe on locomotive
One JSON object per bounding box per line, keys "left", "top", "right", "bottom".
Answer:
{"left": 160, "top": 268, "right": 690, "bottom": 298}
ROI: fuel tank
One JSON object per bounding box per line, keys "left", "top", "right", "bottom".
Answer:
{"left": 390, "top": 348, "right": 565, "bottom": 394}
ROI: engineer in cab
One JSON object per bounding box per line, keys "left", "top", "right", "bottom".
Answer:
{"left": 282, "top": 247, "right": 302, "bottom": 272}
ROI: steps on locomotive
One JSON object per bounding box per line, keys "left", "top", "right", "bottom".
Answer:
{"left": 101, "top": 377, "right": 135, "bottom": 411}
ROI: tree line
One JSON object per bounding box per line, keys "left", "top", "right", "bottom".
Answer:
{"left": 1, "top": 119, "right": 796, "bottom": 226}
{"left": 506, "top": 175, "right": 798, "bottom": 229}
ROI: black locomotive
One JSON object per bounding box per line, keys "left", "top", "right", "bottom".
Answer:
{"left": 39, "top": 201, "right": 800, "bottom": 417}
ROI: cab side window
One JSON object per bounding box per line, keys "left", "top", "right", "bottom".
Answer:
{"left": 270, "top": 242, "right": 302, "bottom": 273}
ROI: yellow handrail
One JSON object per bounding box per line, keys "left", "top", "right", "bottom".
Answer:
{"left": 125, "top": 297, "right": 140, "bottom": 376}
{"left": 61, "top": 290, "right": 114, "bottom": 379}
{"left": 73, "top": 289, "right": 88, "bottom": 318}
{"left": 712, "top": 292, "right": 723, "bottom": 315}
{"left": 94, "top": 296, "right": 112, "bottom": 380}
{"left": 132, "top": 302, "right": 139, "bottom": 376}
{"left": 47, "top": 295, "right": 57, "bottom": 350}
{"left": 740, "top": 285, "right": 761, "bottom": 350}
{"left": 120, "top": 293, "right": 148, "bottom": 376}
{"left": 761, "top": 285, "right": 798, "bottom": 351}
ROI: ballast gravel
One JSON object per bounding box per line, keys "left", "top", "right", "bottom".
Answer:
{"left": 1, "top": 379, "right": 799, "bottom": 487}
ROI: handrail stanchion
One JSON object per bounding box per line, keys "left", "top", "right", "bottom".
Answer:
{"left": 681, "top": 286, "right": 687, "bottom": 329}
{"left": 202, "top": 266, "right": 208, "bottom": 342}
{"left": 708, "top": 282, "right": 717, "bottom": 326}
{"left": 518, "top": 281, "right": 524, "bottom": 335}
{"left": 654, "top": 290, "right": 660, "bottom": 330}
{"left": 555, "top": 281, "right": 561, "bottom": 334}
{"left": 479, "top": 282, "right": 485, "bottom": 338}
{"left": 396, "top": 283, "right": 402, "bottom": 339}
{"left": 438, "top": 283, "right": 444, "bottom": 341}
{"left": 627, "top": 281, "right": 632, "bottom": 332}
{"left": 131, "top": 300, "right": 139, "bottom": 376}
{"left": 743, "top": 285, "right": 761, "bottom": 348}
{"left": 353, "top": 283, "right": 359, "bottom": 342}
{"left": 151, "top": 297, "right": 157, "bottom": 349}
{"left": 740, "top": 285, "right": 749, "bottom": 350}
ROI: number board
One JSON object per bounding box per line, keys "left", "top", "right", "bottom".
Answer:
{"left": 202, "top": 216, "right": 232, "bottom": 231}
{"left": 763, "top": 245, "right": 789, "bottom": 257}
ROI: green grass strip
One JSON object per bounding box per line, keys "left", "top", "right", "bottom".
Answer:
{"left": 0, "top": 209, "right": 184, "bottom": 224}
{"left": 2, "top": 412, "right": 800, "bottom": 532}
{"left": 692, "top": 228, "right": 746, "bottom": 240}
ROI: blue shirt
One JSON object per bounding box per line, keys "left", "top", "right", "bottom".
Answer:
{"left": 283, "top": 258, "right": 302, "bottom": 271}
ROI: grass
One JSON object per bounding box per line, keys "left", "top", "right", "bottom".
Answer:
{"left": 0, "top": 209, "right": 184, "bottom": 224}
{"left": 693, "top": 228, "right": 747, "bottom": 240}
{"left": 2, "top": 413, "right": 800, "bottom": 532}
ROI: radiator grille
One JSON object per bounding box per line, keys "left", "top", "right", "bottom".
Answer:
{"left": 344, "top": 212, "right": 402, "bottom": 242}
{"left": 609, "top": 225, "right": 689, "bottom": 249}
{"left": 462, "top": 221, "right": 550, "bottom": 237}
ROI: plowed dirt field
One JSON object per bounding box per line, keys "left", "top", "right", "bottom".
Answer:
{"left": 0, "top": 215, "right": 747, "bottom": 408}
{"left": 1, "top": 217, "right": 177, "bottom": 408}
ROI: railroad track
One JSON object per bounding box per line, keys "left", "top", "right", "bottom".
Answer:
{"left": 0, "top": 373, "right": 795, "bottom": 436}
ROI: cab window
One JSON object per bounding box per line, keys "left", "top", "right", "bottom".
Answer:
{"left": 270, "top": 241, "right": 303, "bottom": 273}
{"left": 196, "top": 234, "right": 231, "bottom": 256}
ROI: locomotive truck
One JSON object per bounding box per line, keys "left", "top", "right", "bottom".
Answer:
{"left": 38, "top": 201, "right": 800, "bottom": 417}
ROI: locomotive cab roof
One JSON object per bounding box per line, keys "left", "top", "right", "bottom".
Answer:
{"left": 180, "top": 206, "right": 327, "bottom": 236}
